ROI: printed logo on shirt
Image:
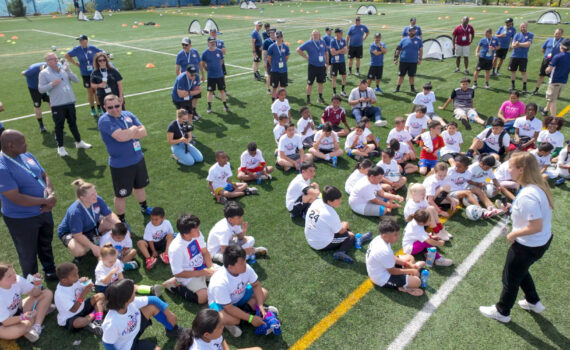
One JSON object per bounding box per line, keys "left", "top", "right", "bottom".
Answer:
{"left": 520, "top": 122, "right": 533, "bottom": 131}
{"left": 285, "top": 142, "right": 296, "bottom": 151}
{"left": 451, "top": 175, "right": 468, "bottom": 185}
{"left": 231, "top": 281, "right": 246, "bottom": 300}
{"left": 8, "top": 293, "right": 21, "bottom": 312}
{"left": 445, "top": 136, "right": 456, "bottom": 145}
{"left": 25, "top": 158, "right": 36, "bottom": 166}
{"left": 124, "top": 116, "right": 132, "bottom": 123}
{"left": 93, "top": 205, "right": 100, "bottom": 215}
{"left": 186, "top": 240, "right": 206, "bottom": 271}
{"left": 73, "top": 287, "right": 83, "bottom": 303}
{"left": 213, "top": 342, "right": 223, "bottom": 350}
{"left": 121, "top": 311, "right": 140, "bottom": 336}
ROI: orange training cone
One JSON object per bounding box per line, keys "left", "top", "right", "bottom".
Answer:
{"left": 122, "top": 23, "right": 127, "bottom": 27}
{"left": 132, "top": 25, "right": 138, "bottom": 29}
{"left": 297, "top": 40, "right": 304, "bottom": 44}
{"left": 145, "top": 63, "right": 155, "bottom": 68}
{"left": 11, "top": 35, "right": 18, "bottom": 40}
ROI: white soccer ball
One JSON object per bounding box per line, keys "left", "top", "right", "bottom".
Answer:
{"left": 485, "top": 183, "right": 496, "bottom": 198}
{"left": 51, "top": 45, "right": 57, "bottom": 51}
{"left": 465, "top": 205, "right": 482, "bottom": 221}
{"left": 134, "top": 21, "right": 137, "bottom": 24}
{"left": 160, "top": 14, "right": 163, "bottom": 16}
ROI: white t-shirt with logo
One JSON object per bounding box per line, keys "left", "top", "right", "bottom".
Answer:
{"left": 446, "top": 167, "right": 472, "bottom": 192}
{"left": 239, "top": 150, "right": 266, "bottom": 171}
{"left": 278, "top": 134, "right": 303, "bottom": 158}
{"left": 99, "top": 231, "right": 133, "bottom": 250}
{"left": 170, "top": 233, "right": 208, "bottom": 286}
{"left": 189, "top": 336, "right": 225, "bottom": 350}
{"left": 55, "top": 281, "right": 86, "bottom": 326}
{"left": 273, "top": 124, "right": 286, "bottom": 145}
{"left": 366, "top": 236, "right": 395, "bottom": 287}
{"left": 314, "top": 130, "right": 339, "bottom": 151}
{"left": 494, "top": 161, "right": 511, "bottom": 182}
{"left": 537, "top": 130, "right": 564, "bottom": 149}
{"left": 143, "top": 219, "right": 174, "bottom": 242}
{"left": 349, "top": 177, "right": 380, "bottom": 208}
{"left": 285, "top": 174, "right": 311, "bottom": 211}
{"left": 377, "top": 159, "right": 400, "bottom": 183}
{"left": 297, "top": 118, "right": 315, "bottom": 138}
{"left": 386, "top": 128, "right": 412, "bottom": 144}
{"left": 393, "top": 142, "right": 410, "bottom": 162}
{"left": 476, "top": 129, "right": 510, "bottom": 153}
{"left": 514, "top": 117, "right": 542, "bottom": 139}
{"left": 0, "top": 275, "right": 34, "bottom": 322}
{"left": 101, "top": 297, "right": 149, "bottom": 350}
{"left": 512, "top": 184, "right": 552, "bottom": 247}
{"left": 207, "top": 265, "right": 258, "bottom": 306}
{"left": 468, "top": 163, "right": 494, "bottom": 184}
{"left": 405, "top": 113, "right": 428, "bottom": 138}
{"left": 440, "top": 130, "right": 463, "bottom": 156}
{"left": 207, "top": 163, "right": 233, "bottom": 191}
{"left": 423, "top": 174, "right": 451, "bottom": 197}
{"left": 413, "top": 91, "right": 437, "bottom": 114}
{"left": 531, "top": 149, "right": 551, "bottom": 167}
{"left": 207, "top": 219, "right": 241, "bottom": 257}
{"left": 271, "top": 99, "right": 291, "bottom": 125}
{"left": 403, "top": 199, "right": 429, "bottom": 220}
{"left": 304, "top": 199, "right": 342, "bottom": 250}
{"left": 95, "top": 259, "right": 123, "bottom": 287}
{"left": 345, "top": 130, "right": 367, "bottom": 151}
{"left": 402, "top": 220, "right": 429, "bottom": 254}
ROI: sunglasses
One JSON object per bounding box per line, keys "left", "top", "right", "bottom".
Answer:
{"left": 106, "top": 105, "right": 121, "bottom": 110}
{"left": 182, "top": 43, "right": 189, "bottom": 46}
{"left": 97, "top": 59, "right": 107, "bottom": 62}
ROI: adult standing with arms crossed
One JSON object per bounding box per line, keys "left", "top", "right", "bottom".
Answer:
{"left": 452, "top": 16, "right": 475, "bottom": 75}
{"left": 393, "top": 26, "right": 423, "bottom": 93}
{"left": 346, "top": 16, "right": 369, "bottom": 77}
{"left": 0, "top": 130, "right": 57, "bottom": 279}
{"left": 175, "top": 37, "right": 202, "bottom": 120}
{"left": 480, "top": 152, "right": 554, "bottom": 323}
{"left": 508, "top": 22, "right": 534, "bottom": 93}
{"left": 297, "top": 29, "right": 328, "bottom": 105}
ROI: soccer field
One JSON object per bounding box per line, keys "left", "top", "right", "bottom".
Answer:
{"left": 1, "top": 2, "right": 570, "bottom": 349}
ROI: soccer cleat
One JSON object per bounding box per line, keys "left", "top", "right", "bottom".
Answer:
{"left": 75, "top": 140, "right": 92, "bottom": 149}
{"left": 97, "top": 106, "right": 104, "bottom": 115}
{"left": 392, "top": 87, "right": 400, "bottom": 93}
{"left": 193, "top": 113, "right": 201, "bottom": 121}
{"left": 225, "top": 325, "right": 243, "bottom": 337}
{"left": 485, "top": 82, "right": 490, "bottom": 89}
{"left": 435, "top": 257, "right": 453, "bottom": 266}
{"left": 254, "top": 246, "right": 268, "bottom": 257}
{"left": 530, "top": 90, "right": 539, "bottom": 96}
{"left": 464, "top": 69, "right": 470, "bottom": 75}
{"left": 206, "top": 107, "right": 212, "bottom": 114}
{"left": 219, "top": 196, "right": 229, "bottom": 204}
{"left": 436, "top": 228, "right": 452, "bottom": 241}
{"left": 318, "top": 97, "right": 326, "bottom": 105}
{"left": 24, "top": 324, "right": 42, "bottom": 343}
{"left": 518, "top": 299, "right": 545, "bottom": 314}
{"left": 333, "top": 251, "right": 354, "bottom": 264}
{"left": 410, "top": 87, "right": 417, "bottom": 93}
{"left": 454, "top": 67, "right": 461, "bottom": 73}
{"left": 522, "top": 89, "right": 527, "bottom": 94}
{"left": 361, "top": 231, "right": 373, "bottom": 244}
{"left": 145, "top": 257, "right": 157, "bottom": 270}
{"left": 245, "top": 187, "right": 259, "bottom": 195}
{"left": 150, "top": 284, "right": 164, "bottom": 297}
{"left": 374, "top": 119, "right": 388, "bottom": 127}
{"left": 162, "top": 277, "right": 180, "bottom": 292}
{"left": 479, "top": 305, "right": 511, "bottom": 323}
{"left": 87, "top": 321, "right": 104, "bottom": 337}
{"left": 472, "top": 83, "right": 477, "bottom": 89}
{"left": 266, "top": 89, "right": 271, "bottom": 95}
{"left": 460, "top": 118, "right": 471, "bottom": 130}
{"left": 375, "top": 87, "right": 383, "bottom": 94}
{"left": 40, "top": 126, "right": 47, "bottom": 133}
{"left": 340, "top": 91, "right": 348, "bottom": 98}
{"left": 260, "top": 174, "right": 272, "bottom": 180}
{"left": 224, "top": 106, "right": 230, "bottom": 113}
{"left": 490, "top": 71, "right": 498, "bottom": 77}
{"left": 166, "top": 325, "right": 184, "bottom": 338}
{"left": 160, "top": 252, "right": 170, "bottom": 264}
{"left": 57, "top": 147, "right": 69, "bottom": 157}
{"left": 538, "top": 106, "right": 549, "bottom": 117}
{"left": 90, "top": 110, "right": 97, "bottom": 118}
{"left": 141, "top": 206, "right": 154, "bottom": 216}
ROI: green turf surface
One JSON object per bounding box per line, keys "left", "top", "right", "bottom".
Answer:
{"left": 1, "top": 2, "right": 569, "bottom": 349}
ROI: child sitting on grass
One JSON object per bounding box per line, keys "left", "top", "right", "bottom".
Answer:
{"left": 404, "top": 183, "right": 451, "bottom": 240}
{"left": 389, "top": 139, "right": 418, "bottom": 175}
{"left": 438, "top": 77, "right": 485, "bottom": 130}
{"left": 208, "top": 150, "right": 258, "bottom": 205}
{"left": 345, "top": 159, "right": 374, "bottom": 195}
{"left": 309, "top": 122, "right": 344, "bottom": 167}
{"left": 377, "top": 148, "right": 407, "bottom": 192}
{"left": 405, "top": 105, "right": 428, "bottom": 141}
{"left": 423, "top": 162, "right": 459, "bottom": 223}
{"left": 273, "top": 114, "right": 289, "bottom": 145}
{"left": 100, "top": 222, "right": 138, "bottom": 271}
{"left": 237, "top": 141, "right": 274, "bottom": 183}
{"left": 277, "top": 122, "right": 313, "bottom": 171}
{"left": 402, "top": 210, "right": 453, "bottom": 267}
{"left": 531, "top": 143, "right": 555, "bottom": 182}
{"left": 348, "top": 166, "right": 403, "bottom": 217}
{"left": 440, "top": 121, "right": 463, "bottom": 167}
{"left": 387, "top": 116, "right": 416, "bottom": 161}
{"left": 466, "top": 118, "right": 510, "bottom": 161}
{"left": 468, "top": 154, "right": 505, "bottom": 214}
{"left": 297, "top": 106, "right": 316, "bottom": 149}
{"left": 320, "top": 95, "right": 351, "bottom": 137}
{"left": 137, "top": 207, "right": 174, "bottom": 270}
{"left": 345, "top": 121, "right": 379, "bottom": 161}
{"left": 418, "top": 121, "right": 444, "bottom": 176}
{"left": 271, "top": 88, "right": 291, "bottom": 125}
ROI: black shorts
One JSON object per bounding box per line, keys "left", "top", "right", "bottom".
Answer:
{"left": 332, "top": 125, "right": 343, "bottom": 132}
{"left": 367, "top": 65, "right": 384, "bottom": 80}
{"left": 348, "top": 46, "right": 363, "bottom": 59}
{"left": 131, "top": 314, "right": 154, "bottom": 350}
{"left": 222, "top": 63, "right": 227, "bottom": 76}
{"left": 173, "top": 100, "right": 193, "bottom": 113}
{"left": 207, "top": 77, "right": 225, "bottom": 92}
{"left": 476, "top": 57, "right": 493, "bottom": 71}
{"left": 539, "top": 58, "right": 551, "bottom": 77}
{"left": 440, "top": 152, "right": 460, "bottom": 163}
{"left": 331, "top": 62, "right": 346, "bottom": 77}
{"left": 319, "top": 148, "right": 334, "bottom": 154}
{"left": 398, "top": 62, "right": 417, "bottom": 77}
{"left": 64, "top": 297, "right": 95, "bottom": 331}
{"left": 110, "top": 159, "right": 150, "bottom": 198}
{"left": 383, "top": 274, "right": 407, "bottom": 289}
{"left": 28, "top": 88, "right": 49, "bottom": 108}
{"left": 307, "top": 65, "right": 326, "bottom": 85}
{"left": 290, "top": 194, "right": 311, "bottom": 219}
{"left": 60, "top": 227, "right": 99, "bottom": 247}
{"left": 495, "top": 48, "right": 508, "bottom": 59}
{"left": 254, "top": 46, "right": 262, "bottom": 62}
{"left": 149, "top": 237, "right": 168, "bottom": 253}
{"left": 270, "top": 72, "right": 288, "bottom": 88}
{"left": 82, "top": 75, "right": 92, "bottom": 88}
{"left": 508, "top": 58, "right": 528, "bottom": 72}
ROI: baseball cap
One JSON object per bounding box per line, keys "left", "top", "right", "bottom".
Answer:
{"left": 374, "top": 32, "right": 382, "bottom": 38}
{"left": 409, "top": 26, "right": 417, "bottom": 31}
{"left": 268, "top": 28, "right": 276, "bottom": 33}
{"left": 275, "top": 31, "right": 283, "bottom": 38}
{"left": 181, "top": 37, "right": 191, "bottom": 45}
{"left": 210, "top": 28, "right": 217, "bottom": 33}
{"left": 410, "top": 17, "right": 416, "bottom": 22}
{"left": 254, "top": 20, "right": 262, "bottom": 25}
{"left": 325, "top": 27, "right": 332, "bottom": 31}
{"left": 334, "top": 28, "right": 343, "bottom": 33}
{"left": 561, "top": 38, "right": 570, "bottom": 50}
{"left": 76, "top": 34, "right": 88, "bottom": 40}
{"left": 505, "top": 18, "right": 514, "bottom": 23}
{"left": 355, "top": 16, "right": 361, "bottom": 21}
{"left": 186, "top": 65, "right": 197, "bottom": 74}
{"left": 207, "top": 36, "right": 216, "bottom": 42}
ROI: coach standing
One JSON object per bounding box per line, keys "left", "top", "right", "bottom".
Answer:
{"left": 251, "top": 21, "right": 263, "bottom": 80}
{"left": 175, "top": 37, "right": 202, "bottom": 120}
{"left": 492, "top": 18, "right": 516, "bottom": 77}
{"left": 393, "top": 27, "right": 423, "bottom": 93}
{"left": 267, "top": 31, "right": 290, "bottom": 99}
{"left": 65, "top": 34, "right": 102, "bottom": 118}
{"left": 346, "top": 16, "right": 369, "bottom": 77}
{"left": 297, "top": 30, "right": 328, "bottom": 105}
{"left": 98, "top": 94, "right": 153, "bottom": 223}
{"left": 0, "top": 130, "right": 57, "bottom": 279}
{"left": 21, "top": 62, "right": 48, "bottom": 133}
{"left": 402, "top": 17, "right": 422, "bottom": 40}
{"left": 508, "top": 22, "right": 534, "bottom": 93}
{"left": 452, "top": 16, "right": 475, "bottom": 75}
{"left": 541, "top": 39, "right": 570, "bottom": 118}
{"left": 532, "top": 28, "right": 564, "bottom": 96}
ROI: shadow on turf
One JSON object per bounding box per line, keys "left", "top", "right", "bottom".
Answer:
{"left": 373, "top": 285, "right": 427, "bottom": 308}
{"left": 504, "top": 319, "right": 563, "bottom": 350}
{"left": 529, "top": 313, "right": 570, "bottom": 349}
{"left": 61, "top": 149, "right": 107, "bottom": 179}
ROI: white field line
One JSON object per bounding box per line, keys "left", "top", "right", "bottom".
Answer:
{"left": 386, "top": 218, "right": 508, "bottom": 350}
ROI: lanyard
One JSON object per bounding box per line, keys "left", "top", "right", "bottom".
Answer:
{"left": 176, "top": 120, "right": 184, "bottom": 136}
{"left": 185, "top": 50, "right": 191, "bottom": 64}
{"left": 82, "top": 47, "right": 90, "bottom": 63}
{"left": 100, "top": 68, "right": 108, "bottom": 80}
{"left": 359, "top": 90, "right": 368, "bottom": 108}
{"left": 551, "top": 38, "right": 561, "bottom": 51}
{"left": 185, "top": 74, "right": 193, "bottom": 91}
{"left": 1, "top": 153, "right": 46, "bottom": 189}
{"left": 79, "top": 200, "right": 98, "bottom": 226}
{"left": 313, "top": 40, "right": 321, "bottom": 53}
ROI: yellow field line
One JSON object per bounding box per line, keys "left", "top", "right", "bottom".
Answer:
{"left": 557, "top": 104, "right": 570, "bottom": 118}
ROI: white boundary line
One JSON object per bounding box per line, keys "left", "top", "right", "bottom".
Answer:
{"left": 387, "top": 218, "right": 508, "bottom": 350}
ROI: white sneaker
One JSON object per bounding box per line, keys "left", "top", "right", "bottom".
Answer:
{"left": 254, "top": 246, "right": 268, "bottom": 257}
{"left": 266, "top": 305, "right": 279, "bottom": 316}
{"left": 24, "top": 324, "right": 42, "bottom": 343}
{"left": 518, "top": 299, "right": 546, "bottom": 314}
{"left": 479, "top": 305, "right": 511, "bottom": 323}
{"left": 436, "top": 228, "right": 452, "bottom": 241}
{"left": 435, "top": 257, "right": 453, "bottom": 266}
{"left": 57, "top": 147, "right": 68, "bottom": 157}
{"left": 225, "top": 325, "right": 242, "bottom": 337}
{"left": 374, "top": 120, "right": 388, "bottom": 127}
{"left": 75, "top": 140, "right": 92, "bottom": 149}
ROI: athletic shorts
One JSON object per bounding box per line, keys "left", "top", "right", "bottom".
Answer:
{"left": 209, "top": 284, "right": 253, "bottom": 312}
{"left": 131, "top": 314, "right": 154, "bottom": 350}
{"left": 331, "top": 62, "right": 346, "bottom": 77}
{"left": 270, "top": 72, "right": 288, "bottom": 88}
{"left": 82, "top": 75, "right": 92, "bottom": 88}
{"left": 214, "top": 183, "right": 234, "bottom": 195}
{"left": 351, "top": 201, "right": 386, "bottom": 217}
{"left": 419, "top": 158, "right": 438, "bottom": 169}
{"left": 290, "top": 194, "right": 310, "bottom": 218}
{"left": 495, "top": 48, "right": 508, "bottom": 59}
{"left": 64, "top": 297, "right": 95, "bottom": 331}
{"left": 307, "top": 65, "right": 326, "bottom": 85}
{"left": 479, "top": 142, "right": 500, "bottom": 155}
{"left": 28, "top": 88, "right": 49, "bottom": 108}
{"left": 546, "top": 83, "right": 565, "bottom": 103}
{"left": 207, "top": 77, "right": 225, "bottom": 92}
{"left": 476, "top": 57, "right": 493, "bottom": 71}
{"left": 539, "top": 58, "right": 551, "bottom": 77}
{"left": 454, "top": 45, "right": 470, "bottom": 57}
{"left": 508, "top": 58, "right": 528, "bottom": 72}
{"left": 382, "top": 274, "right": 408, "bottom": 289}
{"left": 110, "top": 159, "right": 150, "bottom": 198}
{"left": 332, "top": 125, "right": 344, "bottom": 132}
{"left": 348, "top": 46, "right": 363, "bottom": 59}
{"left": 222, "top": 63, "right": 227, "bottom": 76}
{"left": 254, "top": 46, "right": 262, "bottom": 62}
{"left": 60, "top": 227, "right": 99, "bottom": 248}
{"left": 454, "top": 108, "right": 477, "bottom": 121}
{"left": 440, "top": 152, "right": 460, "bottom": 163}
{"left": 367, "top": 65, "right": 383, "bottom": 80}
{"left": 398, "top": 62, "right": 417, "bottom": 77}
{"left": 148, "top": 236, "right": 168, "bottom": 253}
{"left": 173, "top": 100, "right": 193, "bottom": 114}
{"left": 243, "top": 166, "right": 264, "bottom": 173}
{"left": 185, "top": 275, "right": 207, "bottom": 292}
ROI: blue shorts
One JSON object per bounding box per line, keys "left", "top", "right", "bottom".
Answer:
{"left": 419, "top": 158, "right": 438, "bottom": 169}
{"left": 479, "top": 143, "right": 499, "bottom": 155}
{"left": 209, "top": 284, "right": 253, "bottom": 311}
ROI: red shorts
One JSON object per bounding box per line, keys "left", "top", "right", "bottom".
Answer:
{"left": 241, "top": 166, "right": 264, "bottom": 173}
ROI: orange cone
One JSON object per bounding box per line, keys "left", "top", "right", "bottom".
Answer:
{"left": 11, "top": 35, "right": 18, "bottom": 39}
{"left": 297, "top": 40, "right": 304, "bottom": 44}
{"left": 285, "top": 41, "right": 290, "bottom": 46}
{"left": 0, "top": 34, "right": 4, "bottom": 37}
{"left": 155, "top": 24, "right": 160, "bottom": 27}
{"left": 122, "top": 23, "right": 127, "bottom": 27}
{"left": 145, "top": 63, "right": 155, "bottom": 68}
{"left": 132, "top": 25, "right": 138, "bottom": 29}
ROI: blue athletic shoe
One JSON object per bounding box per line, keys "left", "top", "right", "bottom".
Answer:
{"left": 375, "top": 87, "right": 383, "bottom": 94}
{"left": 555, "top": 178, "right": 566, "bottom": 186}
{"left": 141, "top": 206, "right": 154, "bottom": 216}
{"left": 361, "top": 231, "right": 373, "bottom": 244}
{"left": 333, "top": 251, "right": 354, "bottom": 264}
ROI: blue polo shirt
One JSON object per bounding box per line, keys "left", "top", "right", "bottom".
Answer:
{"left": 511, "top": 32, "right": 534, "bottom": 59}
{"left": 215, "top": 39, "right": 225, "bottom": 51}
{"left": 251, "top": 30, "right": 262, "bottom": 48}
{"left": 330, "top": 38, "right": 347, "bottom": 63}
{"left": 267, "top": 43, "right": 290, "bottom": 73}
{"left": 98, "top": 111, "right": 144, "bottom": 168}
{"left": 57, "top": 196, "right": 111, "bottom": 237}
{"left": 67, "top": 45, "right": 102, "bottom": 76}
{"left": 347, "top": 24, "right": 369, "bottom": 47}
{"left": 478, "top": 37, "right": 500, "bottom": 60}
{"left": 263, "top": 38, "right": 275, "bottom": 52}
{"left": 549, "top": 52, "right": 570, "bottom": 84}
{"left": 402, "top": 25, "right": 422, "bottom": 38}
{"left": 201, "top": 48, "right": 224, "bottom": 79}
{"left": 496, "top": 25, "right": 516, "bottom": 49}
{"left": 399, "top": 37, "right": 423, "bottom": 63}
{"left": 172, "top": 73, "right": 200, "bottom": 102}
{"left": 542, "top": 37, "right": 565, "bottom": 59}
{"left": 23, "top": 62, "right": 45, "bottom": 89}
{"left": 175, "top": 48, "right": 201, "bottom": 78}
{"left": 299, "top": 39, "right": 327, "bottom": 67}
{"left": 370, "top": 42, "right": 386, "bottom": 66}
{"left": 0, "top": 153, "right": 46, "bottom": 218}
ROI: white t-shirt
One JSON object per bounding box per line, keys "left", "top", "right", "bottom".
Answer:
{"left": 207, "top": 218, "right": 241, "bottom": 257}
{"left": 440, "top": 130, "right": 463, "bottom": 156}
{"left": 511, "top": 184, "right": 552, "bottom": 247}
{"left": 95, "top": 259, "right": 123, "bottom": 287}
{"left": 514, "top": 117, "right": 542, "bottom": 139}
{"left": 314, "top": 130, "right": 339, "bottom": 151}
{"left": 537, "top": 130, "right": 564, "bottom": 150}
{"left": 345, "top": 130, "right": 367, "bottom": 151}
{"left": 446, "top": 167, "right": 472, "bottom": 192}
{"left": 278, "top": 134, "right": 303, "bottom": 158}
{"left": 349, "top": 177, "right": 380, "bottom": 208}
{"left": 403, "top": 199, "right": 429, "bottom": 220}
{"left": 285, "top": 174, "right": 311, "bottom": 211}
{"left": 273, "top": 124, "right": 286, "bottom": 144}
{"left": 271, "top": 99, "right": 291, "bottom": 124}
{"left": 345, "top": 170, "right": 366, "bottom": 194}
{"left": 101, "top": 297, "right": 149, "bottom": 350}
{"left": 239, "top": 150, "right": 266, "bottom": 171}
{"left": 366, "top": 236, "right": 395, "bottom": 287}
{"left": 99, "top": 231, "right": 133, "bottom": 250}
{"left": 170, "top": 233, "right": 208, "bottom": 286}
{"left": 476, "top": 129, "right": 510, "bottom": 153}
{"left": 143, "top": 219, "right": 173, "bottom": 242}
{"left": 402, "top": 220, "right": 429, "bottom": 254}
{"left": 304, "top": 199, "right": 342, "bottom": 250}
{"left": 55, "top": 281, "right": 86, "bottom": 326}
{"left": 207, "top": 163, "right": 233, "bottom": 191}
{"left": 207, "top": 265, "right": 258, "bottom": 306}
{"left": 297, "top": 118, "right": 315, "bottom": 138}
{"left": 405, "top": 113, "right": 428, "bottom": 138}
{"left": 495, "top": 161, "right": 511, "bottom": 182}
{"left": 377, "top": 159, "right": 400, "bottom": 183}
{"left": 423, "top": 174, "right": 451, "bottom": 197}
{"left": 394, "top": 142, "right": 410, "bottom": 162}
{"left": 0, "top": 275, "right": 34, "bottom": 322}
{"left": 413, "top": 91, "right": 436, "bottom": 114}
{"left": 558, "top": 148, "right": 570, "bottom": 166}
{"left": 189, "top": 336, "right": 225, "bottom": 350}
{"left": 531, "top": 149, "right": 551, "bottom": 168}
{"left": 386, "top": 128, "right": 412, "bottom": 144}
{"left": 468, "top": 163, "right": 494, "bottom": 183}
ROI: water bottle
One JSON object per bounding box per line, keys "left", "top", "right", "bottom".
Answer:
{"left": 331, "top": 156, "right": 338, "bottom": 168}
{"left": 425, "top": 247, "right": 437, "bottom": 268}
{"left": 256, "top": 172, "right": 262, "bottom": 185}
{"left": 355, "top": 233, "right": 362, "bottom": 250}
{"left": 247, "top": 253, "right": 256, "bottom": 264}
{"left": 421, "top": 269, "right": 430, "bottom": 288}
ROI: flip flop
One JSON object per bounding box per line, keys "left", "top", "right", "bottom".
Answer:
{"left": 399, "top": 287, "right": 424, "bottom": 297}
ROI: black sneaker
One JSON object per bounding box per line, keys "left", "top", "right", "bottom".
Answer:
{"left": 87, "top": 321, "right": 104, "bottom": 337}
{"left": 410, "top": 87, "right": 417, "bottom": 93}
{"left": 166, "top": 325, "right": 184, "bottom": 338}
{"left": 531, "top": 90, "right": 539, "bottom": 96}
{"left": 40, "top": 126, "right": 47, "bottom": 133}
{"left": 484, "top": 116, "right": 494, "bottom": 127}
{"left": 460, "top": 118, "right": 472, "bottom": 130}
{"left": 538, "top": 106, "right": 549, "bottom": 117}
{"left": 466, "top": 150, "right": 474, "bottom": 159}
{"left": 392, "top": 87, "right": 400, "bottom": 93}
{"left": 45, "top": 272, "right": 58, "bottom": 282}
{"left": 318, "top": 97, "right": 326, "bottom": 104}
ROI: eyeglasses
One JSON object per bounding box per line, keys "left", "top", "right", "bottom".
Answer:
{"left": 97, "top": 59, "right": 107, "bottom": 62}
{"left": 182, "top": 44, "right": 189, "bottom": 46}
{"left": 106, "top": 105, "right": 121, "bottom": 110}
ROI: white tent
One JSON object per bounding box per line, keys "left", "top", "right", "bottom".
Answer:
{"left": 537, "top": 11, "right": 561, "bottom": 25}
{"left": 92, "top": 10, "right": 103, "bottom": 21}
{"left": 435, "top": 35, "right": 454, "bottom": 59}
{"left": 414, "top": 0, "right": 423, "bottom": 4}
{"left": 240, "top": 1, "right": 257, "bottom": 10}
{"left": 356, "top": 5, "right": 377, "bottom": 16}
{"left": 422, "top": 39, "right": 444, "bottom": 60}
{"left": 188, "top": 20, "right": 201, "bottom": 34}
{"left": 203, "top": 18, "right": 220, "bottom": 35}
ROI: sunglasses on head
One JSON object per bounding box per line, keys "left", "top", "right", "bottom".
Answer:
{"left": 106, "top": 104, "right": 121, "bottom": 110}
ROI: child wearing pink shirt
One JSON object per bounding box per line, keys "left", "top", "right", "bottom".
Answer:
{"left": 497, "top": 91, "right": 525, "bottom": 131}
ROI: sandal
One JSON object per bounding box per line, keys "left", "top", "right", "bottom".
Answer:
{"left": 398, "top": 287, "right": 424, "bottom": 297}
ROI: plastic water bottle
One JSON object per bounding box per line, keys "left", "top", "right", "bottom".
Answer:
{"left": 355, "top": 233, "right": 362, "bottom": 250}
{"left": 421, "top": 269, "right": 430, "bottom": 288}
{"left": 247, "top": 254, "right": 256, "bottom": 264}
{"left": 331, "top": 156, "right": 338, "bottom": 168}
{"left": 256, "top": 172, "right": 262, "bottom": 185}
{"left": 425, "top": 247, "right": 437, "bottom": 268}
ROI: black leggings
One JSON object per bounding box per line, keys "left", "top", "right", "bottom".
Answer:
{"left": 321, "top": 232, "right": 355, "bottom": 252}
{"left": 51, "top": 103, "right": 81, "bottom": 146}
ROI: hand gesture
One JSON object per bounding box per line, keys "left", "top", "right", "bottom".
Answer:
{"left": 51, "top": 78, "right": 62, "bottom": 87}
{"left": 251, "top": 315, "right": 266, "bottom": 327}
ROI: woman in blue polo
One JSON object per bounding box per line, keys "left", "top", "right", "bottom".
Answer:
{"left": 58, "top": 179, "right": 119, "bottom": 260}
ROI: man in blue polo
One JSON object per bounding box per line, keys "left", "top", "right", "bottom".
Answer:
{"left": 508, "top": 22, "right": 533, "bottom": 93}
{"left": 175, "top": 37, "right": 202, "bottom": 120}
{"left": 251, "top": 21, "right": 263, "bottom": 80}
{"left": 542, "top": 39, "right": 570, "bottom": 117}
{"left": 201, "top": 36, "right": 229, "bottom": 113}
{"left": 532, "top": 28, "right": 564, "bottom": 96}
{"left": 346, "top": 16, "right": 369, "bottom": 76}
{"left": 172, "top": 66, "right": 202, "bottom": 119}
{"left": 98, "top": 94, "right": 153, "bottom": 223}
{"left": 267, "top": 30, "right": 290, "bottom": 100}
{"left": 492, "top": 18, "right": 516, "bottom": 77}
{"left": 393, "top": 26, "right": 423, "bottom": 93}
{"left": 21, "top": 62, "right": 48, "bottom": 133}
{"left": 65, "top": 34, "right": 102, "bottom": 117}
{"left": 402, "top": 17, "right": 422, "bottom": 40}
{"left": 330, "top": 28, "right": 348, "bottom": 97}
{"left": 322, "top": 27, "right": 333, "bottom": 78}
{"left": 297, "top": 30, "right": 328, "bottom": 105}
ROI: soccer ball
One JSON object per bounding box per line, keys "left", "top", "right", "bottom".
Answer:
{"left": 51, "top": 45, "right": 57, "bottom": 51}
{"left": 465, "top": 205, "right": 482, "bottom": 221}
{"left": 485, "top": 183, "right": 496, "bottom": 198}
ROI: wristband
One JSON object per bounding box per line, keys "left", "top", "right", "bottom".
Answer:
{"left": 20, "top": 313, "right": 27, "bottom": 321}
{"left": 76, "top": 297, "right": 84, "bottom": 304}
{"left": 248, "top": 315, "right": 254, "bottom": 324}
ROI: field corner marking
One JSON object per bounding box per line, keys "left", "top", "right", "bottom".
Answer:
{"left": 557, "top": 104, "right": 570, "bottom": 118}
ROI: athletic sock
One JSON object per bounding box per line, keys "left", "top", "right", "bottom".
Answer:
{"left": 349, "top": 68, "right": 352, "bottom": 74}
{"left": 333, "top": 87, "right": 337, "bottom": 94}
{"left": 318, "top": 93, "right": 323, "bottom": 100}
{"left": 118, "top": 213, "right": 126, "bottom": 222}
{"left": 154, "top": 310, "right": 173, "bottom": 331}
{"left": 410, "top": 85, "right": 415, "bottom": 90}
{"left": 94, "top": 312, "right": 103, "bottom": 321}
{"left": 139, "top": 201, "right": 148, "bottom": 211}
{"left": 376, "top": 85, "right": 380, "bottom": 89}
{"left": 533, "top": 88, "right": 539, "bottom": 93}
{"left": 137, "top": 285, "right": 152, "bottom": 295}
{"left": 37, "top": 118, "right": 44, "bottom": 128}
{"left": 395, "top": 85, "right": 400, "bottom": 91}
{"left": 523, "top": 82, "right": 527, "bottom": 90}
{"left": 356, "top": 68, "right": 360, "bottom": 74}
{"left": 307, "top": 95, "right": 311, "bottom": 103}
{"left": 207, "top": 102, "right": 212, "bottom": 109}
{"left": 223, "top": 102, "right": 228, "bottom": 108}
{"left": 511, "top": 80, "right": 515, "bottom": 88}
{"left": 341, "top": 85, "right": 345, "bottom": 91}
{"left": 433, "top": 222, "right": 443, "bottom": 233}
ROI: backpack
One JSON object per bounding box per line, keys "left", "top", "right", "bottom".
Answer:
{"left": 485, "top": 128, "right": 507, "bottom": 154}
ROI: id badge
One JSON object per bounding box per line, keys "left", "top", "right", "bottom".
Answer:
{"left": 547, "top": 53, "right": 552, "bottom": 59}
{"left": 104, "top": 87, "right": 112, "bottom": 93}
{"left": 87, "top": 65, "right": 93, "bottom": 71}
{"left": 133, "top": 140, "right": 142, "bottom": 152}
{"left": 486, "top": 50, "right": 493, "bottom": 57}
{"left": 44, "top": 189, "right": 49, "bottom": 199}
{"left": 278, "top": 61, "right": 284, "bottom": 68}
{"left": 184, "top": 95, "right": 190, "bottom": 101}
{"left": 462, "top": 36, "right": 467, "bottom": 41}
{"left": 334, "top": 55, "right": 339, "bottom": 62}
{"left": 318, "top": 55, "right": 324, "bottom": 63}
